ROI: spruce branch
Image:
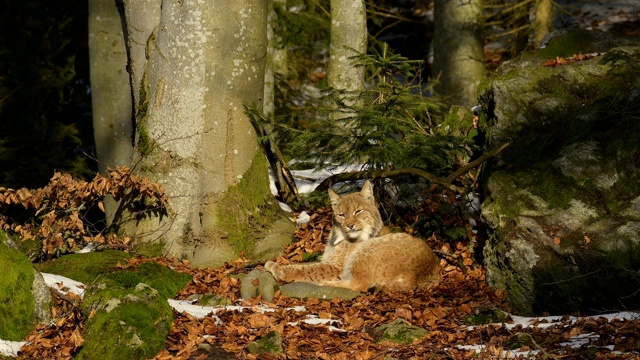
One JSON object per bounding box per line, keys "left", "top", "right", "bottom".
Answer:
{"left": 313, "top": 141, "right": 511, "bottom": 192}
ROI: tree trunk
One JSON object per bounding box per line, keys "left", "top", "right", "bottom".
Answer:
{"left": 118, "top": 0, "right": 293, "bottom": 267}
{"left": 328, "top": 0, "right": 367, "bottom": 94}
{"left": 533, "top": 0, "right": 553, "bottom": 48}
{"left": 88, "top": 0, "right": 134, "bottom": 225}
{"left": 264, "top": 0, "right": 287, "bottom": 116}
{"left": 432, "top": 0, "right": 485, "bottom": 108}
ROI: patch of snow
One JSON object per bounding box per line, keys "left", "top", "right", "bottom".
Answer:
{"left": 167, "top": 299, "right": 306, "bottom": 320}
{"left": 296, "top": 211, "right": 310, "bottom": 225}
{"left": 0, "top": 340, "right": 26, "bottom": 357}
{"left": 41, "top": 273, "right": 85, "bottom": 299}
{"left": 456, "top": 344, "right": 541, "bottom": 358}
{"left": 287, "top": 315, "right": 346, "bottom": 332}
{"left": 75, "top": 242, "right": 95, "bottom": 253}
{"left": 459, "top": 311, "right": 640, "bottom": 356}
{"left": 279, "top": 201, "right": 292, "bottom": 212}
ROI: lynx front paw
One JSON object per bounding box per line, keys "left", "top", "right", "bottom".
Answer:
{"left": 264, "top": 261, "right": 283, "bottom": 280}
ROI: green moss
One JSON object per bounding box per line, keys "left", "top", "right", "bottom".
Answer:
{"left": 136, "top": 261, "right": 192, "bottom": 299}
{"left": 246, "top": 331, "right": 283, "bottom": 355}
{"left": 538, "top": 31, "right": 594, "bottom": 58}
{"left": 78, "top": 282, "right": 172, "bottom": 360}
{"left": 0, "top": 242, "right": 36, "bottom": 341}
{"left": 77, "top": 258, "right": 190, "bottom": 360}
{"left": 216, "top": 151, "right": 285, "bottom": 253}
{"left": 134, "top": 241, "right": 165, "bottom": 258}
{"left": 462, "top": 308, "right": 509, "bottom": 326}
{"left": 136, "top": 121, "right": 152, "bottom": 157}
{"left": 376, "top": 318, "right": 428, "bottom": 345}
{"left": 34, "top": 250, "right": 132, "bottom": 284}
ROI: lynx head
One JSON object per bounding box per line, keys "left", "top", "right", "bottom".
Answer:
{"left": 328, "top": 180, "right": 383, "bottom": 245}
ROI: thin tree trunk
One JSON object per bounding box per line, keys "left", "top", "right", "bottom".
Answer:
{"left": 432, "top": 0, "right": 485, "bottom": 108}
{"left": 533, "top": 0, "right": 553, "bottom": 47}
{"left": 264, "top": 0, "right": 287, "bottom": 116}
{"left": 328, "top": 0, "right": 367, "bottom": 94}
{"left": 88, "top": 0, "right": 134, "bottom": 225}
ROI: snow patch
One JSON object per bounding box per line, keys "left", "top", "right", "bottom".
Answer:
{"left": 41, "top": 273, "right": 86, "bottom": 299}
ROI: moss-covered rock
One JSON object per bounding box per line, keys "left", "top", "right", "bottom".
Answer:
{"left": 76, "top": 261, "right": 191, "bottom": 360}
{"left": 375, "top": 318, "right": 428, "bottom": 345}
{"left": 480, "top": 29, "right": 640, "bottom": 316}
{"left": 279, "top": 282, "right": 361, "bottom": 300}
{"left": 479, "top": 29, "right": 640, "bottom": 166}
{"left": 34, "top": 250, "right": 132, "bottom": 284}
{"left": 245, "top": 331, "right": 283, "bottom": 355}
{"left": 461, "top": 308, "right": 510, "bottom": 326}
{"left": 0, "top": 239, "right": 51, "bottom": 341}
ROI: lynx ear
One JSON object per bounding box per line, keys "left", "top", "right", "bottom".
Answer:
{"left": 360, "top": 180, "right": 374, "bottom": 201}
{"left": 328, "top": 188, "right": 341, "bottom": 205}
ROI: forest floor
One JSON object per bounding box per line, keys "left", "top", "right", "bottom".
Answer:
{"left": 13, "top": 206, "right": 640, "bottom": 360}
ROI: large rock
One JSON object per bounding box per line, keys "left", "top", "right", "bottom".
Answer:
{"left": 279, "top": 282, "right": 361, "bottom": 300}
{"left": 479, "top": 29, "right": 640, "bottom": 316}
{"left": 35, "top": 251, "right": 191, "bottom": 359}
{"left": 0, "top": 233, "right": 52, "bottom": 341}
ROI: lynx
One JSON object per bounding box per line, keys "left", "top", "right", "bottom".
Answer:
{"left": 265, "top": 180, "right": 440, "bottom": 292}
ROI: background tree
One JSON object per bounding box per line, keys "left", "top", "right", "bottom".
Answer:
{"left": 88, "top": 0, "right": 134, "bottom": 225}
{"left": 432, "top": 0, "right": 486, "bottom": 107}
{"left": 115, "top": 1, "right": 292, "bottom": 267}
{"left": 328, "top": 0, "right": 367, "bottom": 96}
{"left": 533, "top": 0, "right": 554, "bottom": 47}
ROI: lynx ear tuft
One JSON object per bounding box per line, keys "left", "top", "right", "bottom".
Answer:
{"left": 328, "top": 188, "right": 341, "bottom": 205}
{"left": 360, "top": 180, "right": 374, "bottom": 201}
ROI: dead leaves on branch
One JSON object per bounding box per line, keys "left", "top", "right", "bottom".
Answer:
{"left": 0, "top": 166, "right": 167, "bottom": 256}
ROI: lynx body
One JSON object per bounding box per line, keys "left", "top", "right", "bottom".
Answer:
{"left": 265, "top": 181, "right": 440, "bottom": 292}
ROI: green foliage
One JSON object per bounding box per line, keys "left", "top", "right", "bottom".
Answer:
{"left": 0, "top": 1, "right": 93, "bottom": 188}
{"left": 273, "top": 0, "right": 330, "bottom": 86}
{"left": 268, "top": 43, "right": 471, "bottom": 176}
{"left": 0, "top": 241, "right": 36, "bottom": 341}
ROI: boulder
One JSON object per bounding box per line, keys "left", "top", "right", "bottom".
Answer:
{"left": 71, "top": 259, "right": 191, "bottom": 360}
{"left": 479, "top": 29, "right": 640, "bottom": 316}
{"left": 0, "top": 233, "right": 52, "bottom": 341}
{"left": 240, "top": 269, "right": 279, "bottom": 301}
{"left": 279, "top": 282, "right": 361, "bottom": 300}
{"left": 246, "top": 331, "right": 284, "bottom": 356}
{"left": 374, "top": 318, "right": 428, "bottom": 345}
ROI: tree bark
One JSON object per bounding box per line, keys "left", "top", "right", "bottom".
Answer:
{"left": 328, "top": 0, "right": 367, "bottom": 94}
{"left": 533, "top": 0, "right": 553, "bottom": 48}
{"left": 117, "top": 0, "right": 292, "bottom": 267}
{"left": 88, "top": 0, "right": 134, "bottom": 224}
{"left": 263, "top": 0, "right": 287, "bottom": 116}
{"left": 432, "top": 0, "right": 485, "bottom": 108}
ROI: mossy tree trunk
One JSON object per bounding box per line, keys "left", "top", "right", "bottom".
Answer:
{"left": 432, "top": 0, "right": 485, "bottom": 108}
{"left": 117, "top": 0, "right": 290, "bottom": 267}
{"left": 328, "top": 0, "right": 367, "bottom": 98}
{"left": 88, "top": 0, "right": 134, "bottom": 225}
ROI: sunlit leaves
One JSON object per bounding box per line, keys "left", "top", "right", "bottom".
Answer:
{"left": 0, "top": 166, "right": 167, "bottom": 256}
